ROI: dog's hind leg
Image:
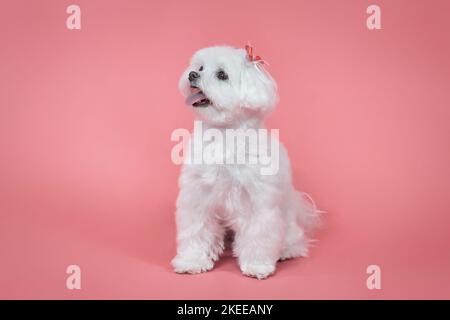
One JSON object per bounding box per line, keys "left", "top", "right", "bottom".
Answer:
{"left": 279, "top": 218, "right": 309, "bottom": 260}
{"left": 279, "top": 190, "right": 318, "bottom": 260}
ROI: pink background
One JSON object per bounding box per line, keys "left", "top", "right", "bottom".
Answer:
{"left": 1, "top": 0, "right": 449, "bottom": 299}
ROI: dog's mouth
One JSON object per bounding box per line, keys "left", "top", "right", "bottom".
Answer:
{"left": 186, "top": 87, "right": 211, "bottom": 107}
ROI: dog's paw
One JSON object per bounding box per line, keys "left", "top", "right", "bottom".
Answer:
{"left": 240, "top": 263, "right": 276, "bottom": 280}
{"left": 279, "top": 243, "right": 309, "bottom": 261}
{"left": 171, "top": 255, "right": 214, "bottom": 274}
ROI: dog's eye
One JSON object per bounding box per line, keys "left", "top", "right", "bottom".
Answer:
{"left": 216, "top": 70, "right": 228, "bottom": 80}
{"left": 199, "top": 66, "right": 203, "bottom": 71}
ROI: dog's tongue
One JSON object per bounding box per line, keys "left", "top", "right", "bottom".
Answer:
{"left": 186, "top": 91, "right": 207, "bottom": 106}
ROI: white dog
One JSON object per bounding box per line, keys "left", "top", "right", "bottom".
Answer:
{"left": 171, "top": 45, "right": 319, "bottom": 279}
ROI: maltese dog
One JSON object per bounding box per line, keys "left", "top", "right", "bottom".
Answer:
{"left": 171, "top": 45, "right": 319, "bottom": 279}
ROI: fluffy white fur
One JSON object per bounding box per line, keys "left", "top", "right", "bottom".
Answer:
{"left": 171, "top": 46, "right": 319, "bottom": 279}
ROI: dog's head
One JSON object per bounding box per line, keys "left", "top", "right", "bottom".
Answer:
{"left": 179, "top": 46, "right": 278, "bottom": 126}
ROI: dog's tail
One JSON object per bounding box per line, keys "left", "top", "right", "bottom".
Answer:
{"left": 294, "top": 191, "right": 322, "bottom": 235}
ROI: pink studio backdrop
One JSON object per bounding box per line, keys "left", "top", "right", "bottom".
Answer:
{"left": 1, "top": 0, "right": 449, "bottom": 299}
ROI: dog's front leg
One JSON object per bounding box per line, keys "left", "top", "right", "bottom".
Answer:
{"left": 234, "top": 207, "right": 284, "bottom": 280}
{"left": 171, "top": 188, "right": 224, "bottom": 274}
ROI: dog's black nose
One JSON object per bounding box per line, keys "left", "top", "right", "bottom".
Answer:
{"left": 189, "top": 71, "right": 200, "bottom": 82}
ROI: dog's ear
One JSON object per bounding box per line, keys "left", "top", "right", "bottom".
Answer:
{"left": 240, "top": 60, "right": 278, "bottom": 114}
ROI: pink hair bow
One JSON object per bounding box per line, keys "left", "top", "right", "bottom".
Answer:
{"left": 245, "top": 43, "right": 267, "bottom": 65}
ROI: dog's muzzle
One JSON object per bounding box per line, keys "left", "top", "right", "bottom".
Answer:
{"left": 185, "top": 87, "right": 210, "bottom": 107}
{"left": 186, "top": 71, "right": 210, "bottom": 107}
